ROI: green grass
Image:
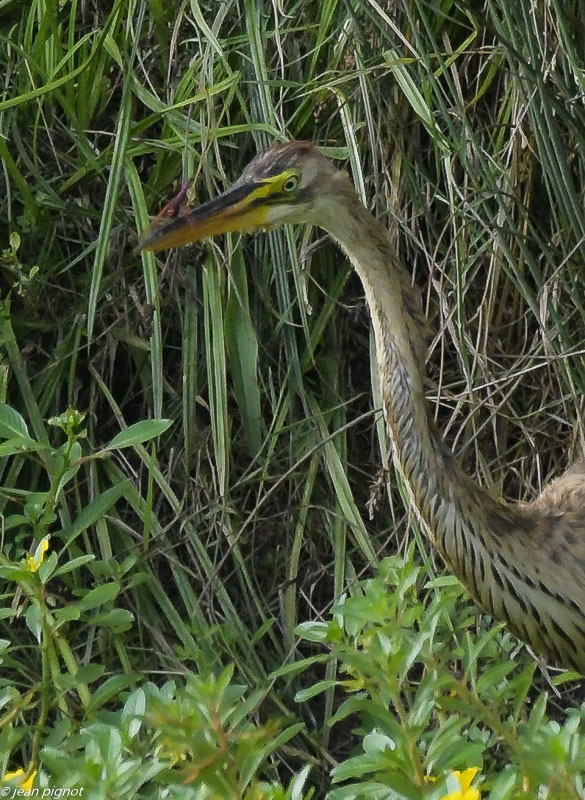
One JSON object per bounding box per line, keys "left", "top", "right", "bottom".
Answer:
{"left": 1, "top": 0, "right": 585, "bottom": 797}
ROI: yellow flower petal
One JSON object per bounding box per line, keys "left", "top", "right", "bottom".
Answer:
{"left": 27, "top": 536, "right": 50, "bottom": 572}
{"left": 20, "top": 771, "right": 37, "bottom": 792}
{"left": 4, "top": 768, "right": 25, "bottom": 781}
{"left": 458, "top": 767, "right": 480, "bottom": 792}
{"left": 439, "top": 768, "right": 481, "bottom": 800}
{"left": 3, "top": 768, "right": 37, "bottom": 791}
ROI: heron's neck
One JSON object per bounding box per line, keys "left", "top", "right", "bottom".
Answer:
{"left": 308, "top": 189, "right": 585, "bottom": 675}
{"left": 319, "top": 199, "right": 497, "bottom": 552}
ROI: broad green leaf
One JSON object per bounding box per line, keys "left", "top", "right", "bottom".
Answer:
{"left": 104, "top": 419, "right": 173, "bottom": 451}
{"left": 55, "top": 663, "right": 105, "bottom": 690}
{"left": 363, "top": 730, "right": 396, "bottom": 753}
{"left": 53, "top": 555, "right": 96, "bottom": 578}
{"left": 268, "top": 655, "right": 328, "bottom": 681}
{"left": 90, "top": 608, "right": 134, "bottom": 632}
{"left": 122, "top": 687, "right": 147, "bottom": 739}
{"left": 0, "top": 402, "right": 29, "bottom": 439}
{"left": 0, "top": 436, "right": 43, "bottom": 456}
{"left": 2, "top": 515, "right": 28, "bottom": 530}
{"left": 25, "top": 603, "right": 42, "bottom": 642}
{"left": 54, "top": 607, "right": 81, "bottom": 623}
{"left": 488, "top": 770, "right": 521, "bottom": 800}
{"left": 88, "top": 675, "right": 142, "bottom": 715}
{"left": 0, "top": 565, "right": 31, "bottom": 581}
{"left": 77, "top": 581, "right": 121, "bottom": 611}
{"left": 425, "top": 576, "right": 461, "bottom": 589}
{"left": 295, "top": 621, "right": 332, "bottom": 642}
{"left": 38, "top": 552, "right": 58, "bottom": 584}
{"left": 294, "top": 679, "right": 338, "bottom": 703}
{"left": 330, "top": 754, "right": 398, "bottom": 784}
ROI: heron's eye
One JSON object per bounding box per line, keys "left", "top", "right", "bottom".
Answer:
{"left": 282, "top": 175, "right": 299, "bottom": 193}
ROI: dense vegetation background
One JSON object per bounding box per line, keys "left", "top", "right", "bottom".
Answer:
{"left": 1, "top": 0, "right": 585, "bottom": 797}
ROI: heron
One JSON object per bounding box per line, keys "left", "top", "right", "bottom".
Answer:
{"left": 140, "top": 141, "right": 585, "bottom": 673}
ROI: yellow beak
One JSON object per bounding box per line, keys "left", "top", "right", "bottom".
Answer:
{"left": 138, "top": 181, "right": 271, "bottom": 252}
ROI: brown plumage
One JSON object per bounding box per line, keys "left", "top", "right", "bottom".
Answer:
{"left": 140, "top": 141, "right": 585, "bottom": 673}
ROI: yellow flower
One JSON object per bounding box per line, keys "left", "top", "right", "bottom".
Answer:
{"left": 3, "top": 767, "right": 37, "bottom": 791}
{"left": 440, "top": 767, "right": 481, "bottom": 800}
{"left": 27, "top": 536, "right": 50, "bottom": 573}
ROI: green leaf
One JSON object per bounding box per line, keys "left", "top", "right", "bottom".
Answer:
{"left": 0, "top": 436, "right": 44, "bottom": 456}
{"left": 103, "top": 31, "right": 122, "bottom": 68}
{"left": 250, "top": 616, "right": 277, "bottom": 645}
{"left": 289, "top": 765, "right": 312, "bottom": 800}
{"left": 55, "top": 663, "right": 105, "bottom": 690}
{"left": 551, "top": 670, "right": 582, "bottom": 686}
{"left": 0, "top": 402, "right": 29, "bottom": 439}
{"left": 52, "top": 441, "right": 83, "bottom": 488}
{"left": 38, "top": 552, "right": 58, "bottom": 584}
{"left": 77, "top": 581, "right": 121, "bottom": 611}
{"left": 104, "top": 419, "right": 173, "bottom": 450}
{"left": 268, "top": 655, "right": 328, "bottom": 681}
{"left": 25, "top": 603, "right": 42, "bottom": 642}
{"left": 488, "top": 768, "right": 521, "bottom": 800}
{"left": 294, "top": 621, "right": 331, "bottom": 642}
{"left": 0, "top": 565, "right": 31, "bottom": 581}
{"left": 240, "top": 722, "right": 305, "bottom": 789}
{"left": 88, "top": 675, "right": 142, "bottom": 715}
{"left": 3, "top": 514, "right": 28, "bottom": 530}
{"left": 331, "top": 753, "right": 396, "bottom": 784}
{"left": 52, "top": 555, "right": 96, "bottom": 577}
{"left": 225, "top": 248, "right": 262, "bottom": 455}
{"left": 60, "top": 482, "right": 130, "bottom": 545}
{"left": 122, "top": 687, "right": 147, "bottom": 739}
{"left": 363, "top": 729, "right": 396, "bottom": 754}
{"left": 54, "top": 606, "right": 81, "bottom": 623}
{"left": 294, "top": 679, "right": 338, "bottom": 703}
{"left": 425, "top": 575, "right": 461, "bottom": 589}
{"left": 90, "top": 608, "right": 134, "bottom": 632}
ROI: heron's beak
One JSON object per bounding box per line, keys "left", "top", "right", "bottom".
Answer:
{"left": 138, "top": 181, "right": 271, "bottom": 252}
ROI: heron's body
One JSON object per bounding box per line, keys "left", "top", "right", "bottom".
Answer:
{"left": 140, "top": 141, "right": 585, "bottom": 673}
